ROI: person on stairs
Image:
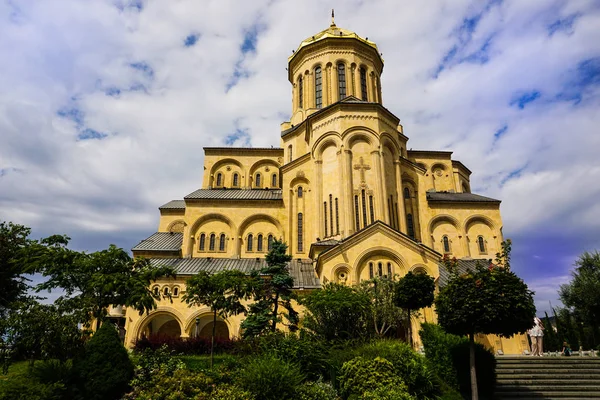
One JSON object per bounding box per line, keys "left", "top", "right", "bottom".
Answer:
{"left": 528, "top": 317, "right": 544, "bottom": 356}
{"left": 562, "top": 341, "right": 572, "bottom": 356}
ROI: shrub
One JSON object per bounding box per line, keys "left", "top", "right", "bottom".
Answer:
{"left": 296, "top": 380, "right": 339, "bottom": 400}
{"left": 420, "top": 323, "right": 496, "bottom": 398}
{"left": 30, "top": 360, "right": 77, "bottom": 399}
{"left": 210, "top": 384, "right": 255, "bottom": 400}
{"left": 75, "top": 322, "right": 134, "bottom": 400}
{"left": 127, "top": 368, "right": 213, "bottom": 400}
{"left": 134, "top": 334, "right": 236, "bottom": 354}
{"left": 0, "top": 376, "right": 65, "bottom": 400}
{"left": 129, "top": 345, "right": 185, "bottom": 391}
{"left": 339, "top": 356, "right": 406, "bottom": 399}
{"left": 361, "top": 386, "right": 414, "bottom": 400}
{"left": 236, "top": 354, "right": 304, "bottom": 400}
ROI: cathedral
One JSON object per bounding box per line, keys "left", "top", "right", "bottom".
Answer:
{"left": 119, "top": 18, "right": 528, "bottom": 354}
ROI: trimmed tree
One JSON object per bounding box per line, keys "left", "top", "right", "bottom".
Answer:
{"left": 359, "top": 277, "right": 405, "bottom": 337}
{"left": 435, "top": 246, "right": 535, "bottom": 400}
{"left": 183, "top": 269, "right": 247, "bottom": 368}
{"left": 394, "top": 271, "right": 435, "bottom": 346}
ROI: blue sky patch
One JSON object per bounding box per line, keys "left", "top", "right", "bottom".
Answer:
{"left": 240, "top": 23, "right": 265, "bottom": 54}
{"left": 184, "top": 34, "right": 200, "bottom": 47}
{"left": 501, "top": 163, "right": 528, "bottom": 186}
{"left": 115, "top": 0, "right": 143, "bottom": 12}
{"left": 57, "top": 106, "right": 85, "bottom": 126}
{"left": 510, "top": 90, "right": 541, "bottom": 109}
{"left": 78, "top": 128, "right": 108, "bottom": 141}
{"left": 225, "top": 127, "right": 251, "bottom": 146}
{"left": 130, "top": 62, "right": 154, "bottom": 79}
{"left": 548, "top": 13, "right": 579, "bottom": 36}
{"left": 494, "top": 124, "right": 508, "bottom": 140}
{"left": 105, "top": 87, "right": 121, "bottom": 97}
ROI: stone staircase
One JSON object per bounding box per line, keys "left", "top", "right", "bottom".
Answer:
{"left": 495, "top": 356, "right": 600, "bottom": 399}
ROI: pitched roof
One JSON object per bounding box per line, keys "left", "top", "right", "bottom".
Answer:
{"left": 312, "top": 239, "right": 341, "bottom": 246}
{"left": 132, "top": 232, "right": 183, "bottom": 251}
{"left": 438, "top": 258, "right": 494, "bottom": 287}
{"left": 184, "top": 189, "right": 283, "bottom": 201}
{"left": 426, "top": 192, "right": 500, "bottom": 203}
{"left": 148, "top": 258, "right": 320, "bottom": 289}
{"left": 159, "top": 200, "right": 186, "bottom": 210}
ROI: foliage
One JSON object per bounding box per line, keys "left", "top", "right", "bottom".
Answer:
{"left": 394, "top": 271, "right": 435, "bottom": 346}
{"left": 353, "top": 340, "right": 439, "bottom": 400}
{"left": 236, "top": 354, "right": 304, "bottom": 400}
{"left": 420, "top": 323, "right": 496, "bottom": 399}
{"left": 0, "top": 376, "right": 65, "bottom": 400}
{"left": 129, "top": 345, "right": 185, "bottom": 390}
{"left": 31, "top": 243, "right": 174, "bottom": 327}
{"left": 126, "top": 368, "right": 213, "bottom": 400}
{"left": 184, "top": 270, "right": 247, "bottom": 366}
{"left": 559, "top": 251, "right": 600, "bottom": 347}
{"left": 358, "top": 277, "right": 405, "bottom": 337}
{"left": 302, "top": 282, "right": 371, "bottom": 340}
{"left": 0, "top": 222, "right": 33, "bottom": 317}
{"left": 210, "top": 384, "right": 255, "bottom": 400}
{"left": 339, "top": 356, "right": 407, "bottom": 399}
{"left": 242, "top": 240, "right": 298, "bottom": 337}
{"left": 361, "top": 386, "right": 414, "bottom": 400}
{"left": 75, "top": 322, "right": 133, "bottom": 400}
{"left": 296, "top": 380, "right": 339, "bottom": 400}
{"left": 134, "top": 333, "right": 236, "bottom": 354}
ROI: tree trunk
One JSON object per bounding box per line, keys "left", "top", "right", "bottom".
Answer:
{"left": 211, "top": 310, "right": 216, "bottom": 369}
{"left": 406, "top": 308, "right": 412, "bottom": 347}
{"left": 469, "top": 332, "right": 479, "bottom": 400}
{"left": 272, "top": 293, "right": 279, "bottom": 332}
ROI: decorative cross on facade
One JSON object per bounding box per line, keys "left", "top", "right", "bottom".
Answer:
{"left": 354, "top": 157, "right": 371, "bottom": 183}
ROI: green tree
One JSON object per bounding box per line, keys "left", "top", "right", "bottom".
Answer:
{"left": 31, "top": 243, "right": 174, "bottom": 328}
{"left": 394, "top": 271, "right": 435, "bottom": 346}
{"left": 435, "top": 247, "right": 535, "bottom": 400}
{"left": 183, "top": 270, "right": 247, "bottom": 367}
{"left": 359, "top": 277, "right": 405, "bottom": 337}
{"left": 559, "top": 251, "right": 600, "bottom": 346}
{"left": 302, "top": 282, "right": 371, "bottom": 340}
{"left": 241, "top": 239, "right": 298, "bottom": 337}
{"left": 0, "top": 222, "right": 33, "bottom": 316}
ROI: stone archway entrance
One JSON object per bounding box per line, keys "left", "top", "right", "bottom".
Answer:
{"left": 186, "top": 314, "right": 230, "bottom": 340}
{"left": 140, "top": 312, "right": 182, "bottom": 338}
{"left": 199, "top": 321, "right": 229, "bottom": 339}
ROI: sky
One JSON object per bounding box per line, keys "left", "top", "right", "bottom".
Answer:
{"left": 1, "top": 0, "right": 599, "bottom": 314}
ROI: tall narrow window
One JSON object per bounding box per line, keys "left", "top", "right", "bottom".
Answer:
{"left": 337, "top": 63, "right": 346, "bottom": 99}
{"left": 247, "top": 234, "right": 253, "bottom": 251}
{"left": 404, "top": 187, "right": 410, "bottom": 199}
{"left": 288, "top": 145, "right": 293, "bottom": 163}
{"left": 395, "top": 203, "right": 399, "bottom": 230}
{"left": 389, "top": 196, "right": 396, "bottom": 229}
{"left": 407, "top": 214, "right": 415, "bottom": 238}
{"left": 271, "top": 174, "right": 277, "bottom": 188}
{"left": 199, "top": 233, "right": 206, "bottom": 251}
{"left": 257, "top": 234, "right": 263, "bottom": 252}
{"left": 388, "top": 197, "right": 393, "bottom": 228}
{"left": 216, "top": 173, "right": 222, "bottom": 187}
{"left": 355, "top": 195, "right": 360, "bottom": 231}
{"left": 443, "top": 236, "right": 450, "bottom": 253}
{"left": 298, "top": 213, "right": 303, "bottom": 252}
{"left": 298, "top": 186, "right": 303, "bottom": 198}
{"left": 268, "top": 234, "right": 274, "bottom": 251}
{"left": 219, "top": 234, "right": 226, "bottom": 251}
{"left": 378, "top": 262, "right": 383, "bottom": 277}
{"left": 369, "top": 196, "right": 375, "bottom": 224}
{"left": 298, "top": 76, "right": 303, "bottom": 108}
{"left": 324, "top": 202, "right": 328, "bottom": 237}
{"left": 209, "top": 234, "right": 216, "bottom": 251}
{"left": 360, "top": 67, "right": 368, "bottom": 101}
{"left": 329, "top": 194, "right": 333, "bottom": 236}
{"left": 335, "top": 198, "right": 339, "bottom": 235}
{"left": 315, "top": 66, "right": 322, "bottom": 108}
{"left": 361, "top": 189, "right": 367, "bottom": 228}
{"left": 255, "top": 173, "right": 261, "bottom": 188}
{"left": 387, "top": 262, "right": 392, "bottom": 277}
{"left": 233, "top": 173, "right": 239, "bottom": 187}
{"left": 369, "top": 262, "right": 374, "bottom": 279}
{"left": 478, "top": 236, "right": 486, "bottom": 253}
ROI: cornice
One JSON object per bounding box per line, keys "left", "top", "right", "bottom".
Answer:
{"left": 281, "top": 152, "right": 311, "bottom": 173}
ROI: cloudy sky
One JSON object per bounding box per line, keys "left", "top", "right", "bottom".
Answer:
{"left": 1, "top": 0, "right": 599, "bottom": 313}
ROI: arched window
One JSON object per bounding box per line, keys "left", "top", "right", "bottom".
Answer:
{"left": 257, "top": 234, "right": 263, "bottom": 252}
{"left": 324, "top": 201, "right": 328, "bottom": 237}
{"left": 271, "top": 174, "right": 277, "bottom": 188}
{"left": 387, "top": 262, "right": 392, "bottom": 277}
{"left": 247, "top": 234, "right": 253, "bottom": 252}
{"left": 369, "top": 262, "right": 374, "bottom": 279}
{"left": 361, "top": 189, "right": 367, "bottom": 228}
{"left": 298, "top": 186, "right": 303, "bottom": 198}
{"left": 478, "top": 236, "right": 486, "bottom": 253}
{"left": 163, "top": 287, "right": 169, "bottom": 296}
{"left": 404, "top": 187, "right": 410, "bottom": 199}
{"left": 216, "top": 173, "right": 222, "bottom": 187}
{"left": 268, "top": 234, "right": 274, "bottom": 251}
{"left": 255, "top": 173, "right": 262, "bottom": 188}
{"left": 298, "top": 76, "right": 303, "bottom": 108}
{"left": 288, "top": 145, "right": 293, "bottom": 163}
{"left": 360, "top": 67, "right": 368, "bottom": 101}
{"left": 369, "top": 196, "right": 375, "bottom": 224}
{"left": 407, "top": 214, "right": 415, "bottom": 238}
{"left": 199, "top": 233, "right": 206, "bottom": 251}
{"left": 232, "top": 173, "right": 239, "bottom": 187}
{"left": 337, "top": 63, "right": 346, "bottom": 100}
{"left": 329, "top": 194, "right": 333, "bottom": 236}
{"left": 335, "top": 198, "right": 340, "bottom": 235}
{"left": 173, "top": 287, "right": 179, "bottom": 296}
{"left": 315, "top": 66, "right": 322, "bottom": 108}
{"left": 152, "top": 286, "right": 159, "bottom": 296}
{"left": 298, "top": 213, "right": 303, "bottom": 252}
{"left": 219, "top": 234, "right": 226, "bottom": 251}
{"left": 209, "top": 234, "right": 216, "bottom": 251}
{"left": 443, "top": 236, "right": 450, "bottom": 253}
{"left": 354, "top": 195, "right": 360, "bottom": 232}
{"left": 378, "top": 262, "right": 383, "bottom": 277}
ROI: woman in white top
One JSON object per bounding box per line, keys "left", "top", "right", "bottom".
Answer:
{"left": 528, "top": 317, "right": 544, "bottom": 356}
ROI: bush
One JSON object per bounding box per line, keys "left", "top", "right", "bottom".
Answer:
{"left": 236, "top": 354, "right": 304, "bottom": 400}
{"left": 134, "top": 334, "right": 236, "bottom": 355}
{"left": 361, "top": 386, "right": 414, "bottom": 400}
{"left": 420, "top": 323, "right": 496, "bottom": 398}
{"left": 296, "top": 380, "right": 339, "bottom": 400}
{"left": 0, "top": 376, "right": 65, "bottom": 400}
{"left": 75, "top": 322, "right": 134, "bottom": 400}
{"left": 339, "top": 356, "right": 407, "bottom": 399}
{"left": 210, "top": 384, "right": 255, "bottom": 400}
{"left": 127, "top": 368, "right": 213, "bottom": 400}
{"left": 129, "top": 345, "right": 185, "bottom": 391}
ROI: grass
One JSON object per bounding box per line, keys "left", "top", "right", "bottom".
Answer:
{"left": 178, "top": 354, "right": 241, "bottom": 371}
{"left": 0, "top": 361, "right": 29, "bottom": 388}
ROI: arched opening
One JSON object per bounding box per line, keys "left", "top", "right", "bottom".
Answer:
{"left": 140, "top": 312, "right": 182, "bottom": 339}
{"left": 315, "top": 66, "right": 322, "bottom": 108}
{"left": 216, "top": 173, "right": 222, "bottom": 187}
{"left": 232, "top": 173, "right": 239, "bottom": 187}
{"left": 199, "top": 321, "right": 229, "bottom": 339}
{"left": 337, "top": 63, "right": 346, "bottom": 100}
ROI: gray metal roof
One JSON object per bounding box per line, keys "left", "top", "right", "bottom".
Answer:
{"left": 426, "top": 192, "right": 500, "bottom": 203}
{"left": 438, "top": 258, "right": 494, "bottom": 287}
{"left": 159, "top": 200, "right": 186, "bottom": 210}
{"left": 204, "top": 147, "right": 283, "bottom": 151}
{"left": 312, "top": 239, "right": 341, "bottom": 246}
{"left": 184, "top": 189, "right": 283, "bottom": 201}
{"left": 132, "top": 232, "right": 183, "bottom": 251}
{"left": 149, "top": 258, "right": 320, "bottom": 289}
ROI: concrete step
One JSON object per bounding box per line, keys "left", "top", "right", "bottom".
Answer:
{"left": 497, "top": 368, "right": 600, "bottom": 374}
{"left": 497, "top": 379, "right": 600, "bottom": 385}
{"left": 496, "top": 392, "right": 600, "bottom": 399}
{"left": 497, "top": 373, "right": 600, "bottom": 380}
{"left": 497, "top": 385, "right": 600, "bottom": 392}
{"left": 497, "top": 363, "right": 600, "bottom": 369}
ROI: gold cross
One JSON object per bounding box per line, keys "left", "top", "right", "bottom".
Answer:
{"left": 353, "top": 157, "right": 371, "bottom": 183}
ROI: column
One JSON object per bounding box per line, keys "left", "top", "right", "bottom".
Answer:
{"left": 372, "top": 149, "right": 389, "bottom": 222}
{"left": 337, "top": 148, "right": 347, "bottom": 236}
{"left": 394, "top": 160, "right": 407, "bottom": 233}
{"left": 324, "top": 64, "right": 331, "bottom": 107}
{"left": 354, "top": 66, "right": 361, "bottom": 100}
{"left": 349, "top": 64, "right": 356, "bottom": 97}
{"left": 343, "top": 149, "right": 354, "bottom": 234}
{"left": 315, "top": 160, "right": 323, "bottom": 238}
{"left": 367, "top": 70, "right": 375, "bottom": 103}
